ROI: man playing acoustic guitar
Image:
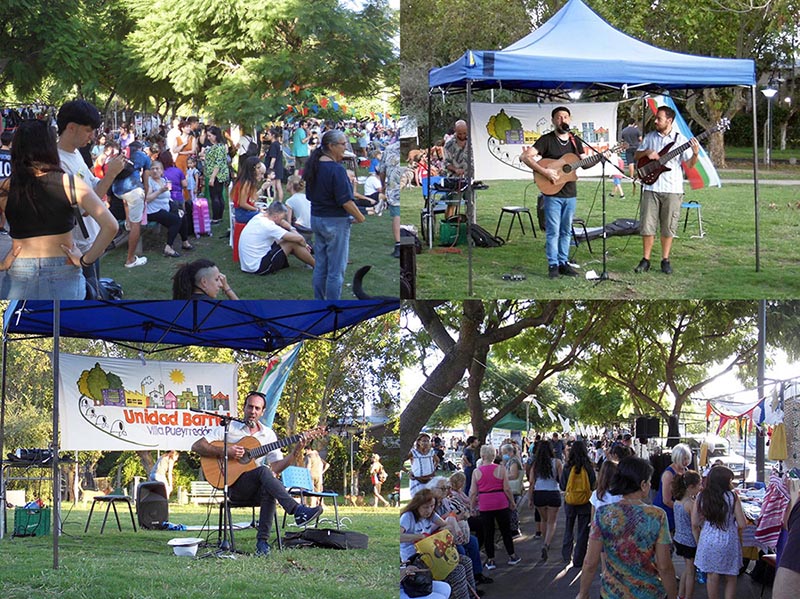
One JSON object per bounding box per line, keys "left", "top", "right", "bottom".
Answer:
{"left": 520, "top": 106, "right": 585, "bottom": 279}
{"left": 191, "top": 391, "right": 323, "bottom": 557}
{"left": 633, "top": 105, "right": 699, "bottom": 275}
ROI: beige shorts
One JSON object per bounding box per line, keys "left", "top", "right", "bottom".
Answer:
{"left": 120, "top": 187, "right": 145, "bottom": 223}
{"left": 639, "top": 190, "right": 683, "bottom": 237}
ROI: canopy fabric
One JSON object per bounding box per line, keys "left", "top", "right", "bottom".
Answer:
{"left": 3, "top": 300, "right": 399, "bottom": 352}
{"left": 429, "top": 0, "right": 755, "bottom": 91}
{"left": 494, "top": 413, "right": 529, "bottom": 431}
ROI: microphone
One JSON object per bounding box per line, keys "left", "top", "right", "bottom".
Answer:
{"left": 558, "top": 123, "right": 570, "bottom": 133}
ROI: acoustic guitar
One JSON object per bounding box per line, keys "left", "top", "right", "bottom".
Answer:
{"left": 636, "top": 119, "right": 729, "bottom": 185}
{"left": 534, "top": 143, "right": 627, "bottom": 195}
{"left": 200, "top": 426, "right": 327, "bottom": 489}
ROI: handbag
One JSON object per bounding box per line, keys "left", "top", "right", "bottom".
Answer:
{"left": 401, "top": 553, "right": 433, "bottom": 598}
{"left": 68, "top": 175, "right": 89, "bottom": 239}
{"left": 414, "top": 529, "right": 459, "bottom": 580}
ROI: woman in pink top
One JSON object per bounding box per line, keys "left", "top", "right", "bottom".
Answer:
{"left": 469, "top": 444, "right": 522, "bottom": 570}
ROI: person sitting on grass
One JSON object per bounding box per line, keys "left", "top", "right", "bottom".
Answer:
{"left": 172, "top": 258, "right": 239, "bottom": 299}
{"left": 237, "top": 201, "right": 315, "bottom": 275}
{"left": 346, "top": 169, "right": 380, "bottom": 215}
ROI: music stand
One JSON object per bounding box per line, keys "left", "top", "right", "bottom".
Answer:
{"left": 191, "top": 407, "right": 247, "bottom": 559}
{"left": 572, "top": 134, "right": 628, "bottom": 283}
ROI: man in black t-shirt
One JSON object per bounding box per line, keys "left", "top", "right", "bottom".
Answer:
{"left": 521, "top": 106, "right": 586, "bottom": 279}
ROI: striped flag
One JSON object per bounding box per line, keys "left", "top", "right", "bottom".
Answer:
{"left": 646, "top": 95, "right": 721, "bottom": 189}
{"left": 257, "top": 342, "right": 303, "bottom": 428}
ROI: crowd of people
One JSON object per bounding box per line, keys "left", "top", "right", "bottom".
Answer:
{"left": 403, "top": 429, "right": 792, "bottom": 599}
{"left": 0, "top": 99, "right": 400, "bottom": 299}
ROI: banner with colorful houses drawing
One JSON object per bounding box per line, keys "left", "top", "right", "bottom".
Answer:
{"left": 470, "top": 102, "right": 619, "bottom": 181}
{"left": 57, "top": 353, "right": 238, "bottom": 451}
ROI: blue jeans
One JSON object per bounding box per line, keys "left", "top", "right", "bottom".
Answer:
{"left": 310, "top": 215, "right": 351, "bottom": 300}
{"left": 235, "top": 207, "right": 258, "bottom": 224}
{"left": 5, "top": 257, "right": 85, "bottom": 299}
{"left": 457, "top": 534, "right": 482, "bottom": 576}
{"left": 543, "top": 195, "right": 576, "bottom": 266}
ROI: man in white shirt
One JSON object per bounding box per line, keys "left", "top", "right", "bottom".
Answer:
{"left": 190, "top": 391, "right": 323, "bottom": 557}
{"left": 56, "top": 100, "right": 126, "bottom": 296}
{"left": 633, "top": 106, "right": 699, "bottom": 275}
{"left": 238, "top": 202, "right": 315, "bottom": 275}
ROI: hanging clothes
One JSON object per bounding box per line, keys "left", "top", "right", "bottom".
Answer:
{"left": 754, "top": 468, "right": 789, "bottom": 549}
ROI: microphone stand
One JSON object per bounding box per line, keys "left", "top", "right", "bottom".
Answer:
{"left": 191, "top": 407, "right": 248, "bottom": 559}
{"left": 571, "top": 133, "right": 628, "bottom": 283}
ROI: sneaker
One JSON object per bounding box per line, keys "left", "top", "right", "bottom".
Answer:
{"left": 391, "top": 244, "right": 400, "bottom": 258}
{"left": 619, "top": 195, "right": 626, "bottom": 199}
{"left": 294, "top": 504, "right": 323, "bottom": 526}
{"left": 661, "top": 259, "right": 672, "bottom": 275}
{"left": 124, "top": 256, "right": 147, "bottom": 268}
{"left": 255, "top": 539, "right": 271, "bottom": 557}
{"left": 484, "top": 560, "right": 496, "bottom": 571}
{"left": 548, "top": 264, "right": 559, "bottom": 279}
{"left": 475, "top": 573, "right": 494, "bottom": 585}
{"left": 634, "top": 258, "right": 650, "bottom": 273}
{"left": 559, "top": 263, "right": 579, "bottom": 276}
{"left": 508, "top": 555, "right": 522, "bottom": 566}
{"left": 541, "top": 545, "right": 549, "bottom": 561}
{"left": 534, "top": 531, "right": 542, "bottom": 538}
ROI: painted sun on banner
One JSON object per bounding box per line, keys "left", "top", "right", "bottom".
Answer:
{"left": 57, "top": 353, "right": 238, "bottom": 451}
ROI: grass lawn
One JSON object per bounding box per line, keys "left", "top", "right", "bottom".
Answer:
{"left": 0, "top": 503, "right": 398, "bottom": 599}
{"left": 98, "top": 211, "right": 399, "bottom": 300}
{"left": 401, "top": 167, "right": 800, "bottom": 299}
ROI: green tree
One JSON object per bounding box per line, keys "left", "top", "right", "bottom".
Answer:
{"left": 582, "top": 301, "right": 760, "bottom": 420}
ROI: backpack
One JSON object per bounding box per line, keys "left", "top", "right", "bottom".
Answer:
{"left": 469, "top": 223, "right": 505, "bottom": 248}
{"left": 565, "top": 466, "right": 591, "bottom": 505}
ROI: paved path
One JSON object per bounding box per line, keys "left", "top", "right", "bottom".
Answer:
{"left": 480, "top": 500, "right": 773, "bottom": 599}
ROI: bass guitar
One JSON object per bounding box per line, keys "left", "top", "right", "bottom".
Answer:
{"left": 534, "top": 143, "right": 627, "bottom": 195}
{"left": 636, "top": 118, "right": 729, "bottom": 185}
{"left": 200, "top": 426, "right": 327, "bottom": 488}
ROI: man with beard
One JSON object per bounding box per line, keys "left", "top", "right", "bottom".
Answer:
{"left": 191, "top": 391, "right": 323, "bottom": 556}
{"left": 633, "top": 106, "right": 699, "bottom": 275}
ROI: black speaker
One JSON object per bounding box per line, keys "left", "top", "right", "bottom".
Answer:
{"left": 137, "top": 481, "right": 168, "bottom": 530}
{"left": 647, "top": 417, "right": 660, "bottom": 439}
{"left": 635, "top": 416, "right": 649, "bottom": 442}
{"left": 666, "top": 415, "right": 680, "bottom": 448}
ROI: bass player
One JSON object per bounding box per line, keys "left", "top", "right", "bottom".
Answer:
{"left": 633, "top": 105, "right": 699, "bottom": 275}
{"left": 190, "top": 391, "right": 323, "bottom": 557}
{"left": 520, "top": 106, "right": 585, "bottom": 279}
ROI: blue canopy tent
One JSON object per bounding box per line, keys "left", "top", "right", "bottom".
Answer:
{"left": 425, "top": 0, "right": 760, "bottom": 290}
{"left": 0, "top": 299, "right": 399, "bottom": 568}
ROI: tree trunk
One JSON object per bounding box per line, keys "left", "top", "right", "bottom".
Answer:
{"left": 467, "top": 344, "right": 490, "bottom": 443}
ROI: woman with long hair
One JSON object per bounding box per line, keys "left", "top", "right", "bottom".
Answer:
{"left": 560, "top": 439, "right": 596, "bottom": 567}
{"left": 204, "top": 125, "right": 230, "bottom": 223}
{"left": 172, "top": 258, "right": 238, "bottom": 299}
{"left": 302, "top": 129, "right": 365, "bottom": 300}
{"left": 171, "top": 119, "right": 196, "bottom": 176}
{"left": 578, "top": 456, "right": 677, "bottom": 599}
{"left": 0, "top": 120, "right": 118, "bottom": 298}
{"left": 232, "top": 156, "right": 269, "bottom": 224}
{"left": 692, "top": 466, "right": 747, "bottom": 599}
{"left": 527, "top": 438, "right": 563, "bottom": 561}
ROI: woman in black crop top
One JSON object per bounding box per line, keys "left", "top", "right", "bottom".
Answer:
{"left": 0, "top": 120, "right": 118, "bottom": 299}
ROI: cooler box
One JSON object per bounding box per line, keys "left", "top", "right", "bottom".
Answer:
{"left": 438, "top": 219, "right": 467, "bottom": 246}
{"left": 232, "top": 221, "right": 247, "bottom": 262}
{"left": 14, "top": 507, "right": 51, "bottom": 537}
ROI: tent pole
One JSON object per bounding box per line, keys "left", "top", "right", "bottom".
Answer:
{"left": 0, "top": 334, "right": 7, "bottom": 539}
{"left": 427, "top": 90, "right": 434, "bottom": 248}
{"left": 751, "top": 85, "right": 761, "bottom": 272}
{"left": 52, "top": 302, "right": 60, "bottom": 570}
{"left": 466, "top": 80, "right": 474, "bottom": 296}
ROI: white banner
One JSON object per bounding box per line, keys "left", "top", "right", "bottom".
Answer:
{"left": 471, "top": 102, "right": 619, "bottom": 181}
{"left": 56, "top": 354, "right": 238, "bottom": 451}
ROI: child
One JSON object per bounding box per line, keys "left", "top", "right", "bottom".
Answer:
{"left": 609, "top": 153, "right": 626, "bottom": 198}
{"left": 672, "top": 470, "right": 702, "bottom": 599}
{"left": 186, "top": 156, "right": 200, "bottom": 201}
{"left": 692, "top": 466, "right": 747, "bottom": 599}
